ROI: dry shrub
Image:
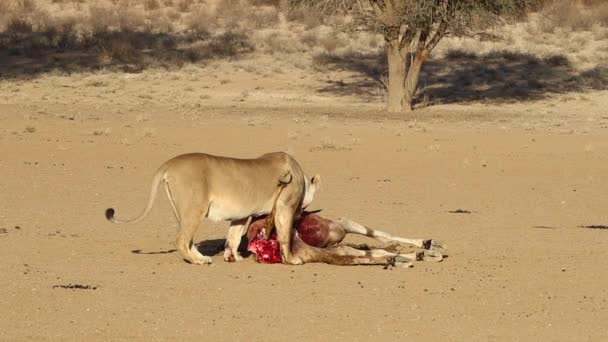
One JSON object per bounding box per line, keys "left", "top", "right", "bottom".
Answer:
{"left": 188, "top": 1, "right": 261, "bottom": 33}
{"left": 52, "top": 19, "right": 80, "bottom": 50}
{"left": 207, "top": 31, "right": 254, "bottom": 58}
{"left": 555, "top": 1, "right": 592, "bottom": 31}
{"left": 145, "top": 10, "right": 175, "bottom": 33}
{"left": 144, "top": 0, "right": 161, "bottom": 11}
{"left": 215, "top": 0, "right": 248, "bottom": 28}
{"left": 17, "top": 0, "right": 37, "bottom": 12}
{"left": 165, "top": 8, "right": 181, "bottom": 21}
{"left": 89, "top": 31, "right": 184, "bottom": 66}
{"left": 4, "top": 15, "right": 88, "bottom": 57}
{"left": 250, "top": 0, "right": 281, "bottom": 5}
{"left": 249, "top": 6, "right": 279, "bottom": 29}
{"left": 300, "top": 30, "right": 318, "bottom": 47}
{"left": 187, "top": 7, "right": 217, "bottom": 35}
{"left": 88, "top": 3, "right": 118, "bottom": 33}
{"left": 568, "top": 66, "right": 608, "bottom": 89}
{"left": 180, "top": 32, "right": 253, "bottom": 62}
{"left": 1, "top": 0, "right": 39, "bottom": 30}
{"left": 445, "top": 49, "right": 477, "bottom": 60}
{"left": 6, "top": 18, "right": 33, "bottom": 34}
{"left": 544, "top": 54, "right": 570, "bottom": 67}
{"left": 542, "top": 0, "right": 608, "bottom": 31}
{"left": 581, "top": 0, "right": 608, "bottom": 5}
{"left": 0, "top": 0, "right": 257, "bottom": 72}
{"left": 117, "top": 6, "right": 146, "bottom": 32}
{"left": 482, "top": 50, "right": 545, "bottom": 67}
{"left": 18, "top": 36, "right": 49, "bottom": 57}
{"left": 319, "top": 35, "right": 340, "bottom": 53}
{"left": 286, "top": 6, "right": 323, "bottom": 29}
{"left": 259, "top": 32, "right": 304, "bottom": 54}
{"left": 177, "top": 0, "right": 194, "bottom": 12}
{"left": 594, "top": 2, "right": 608, "bottom": 26}
{"left": 106, "top": 35, "right": 140, "bottom": 61}
{"left": 0, "top": 2, "right": 11, "bottom": 29}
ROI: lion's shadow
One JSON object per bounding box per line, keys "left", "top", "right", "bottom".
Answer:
{"left": 130, "top": 238, "right": 252, "bottom": 258}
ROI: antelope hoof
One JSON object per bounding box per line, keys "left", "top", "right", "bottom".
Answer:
{"left": 417, "top": 249, "right": 443, "bottom": 262}
{"left": 393, "top": 256, "right": 414, "bottom": 268}
{"left": 423, "top": 239, "right": 447, "bottom": 255}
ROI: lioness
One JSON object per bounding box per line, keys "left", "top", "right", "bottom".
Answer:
{"left": 105, "top": 152, "right": 320, "bottom": 265}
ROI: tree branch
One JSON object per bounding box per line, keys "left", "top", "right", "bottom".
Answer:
{"left": 369, "top": 0, "right": 389, "bottom": 25}
{"left": 424, "top": 21, "right": 448, "bottom": 52}
{"left": 384, "top": 0, "right": 396, "bottom": 18}
{"left": 417, "top": 29, "right": 428, "bottom": 52}
{"left": 398, "top": 24, "right": 413, "bottom": 51}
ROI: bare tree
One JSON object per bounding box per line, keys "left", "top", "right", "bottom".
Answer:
{"left": 293, "top": 0, "right": 536, "bottom": 112}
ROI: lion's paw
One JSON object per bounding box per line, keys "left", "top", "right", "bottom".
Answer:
{"left": 283, "top": 256, "right": 304, "bottom": 265}
{"left": 223, "top": 248, "right": 244, "bottom": 262}
{"left": 190, "top": 255, "right": 213, "bottom": 265}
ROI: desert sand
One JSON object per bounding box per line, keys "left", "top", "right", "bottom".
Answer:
{"left": 1, "top": 0, "right": 608, "bottom": 340}
{"left": 2, "top": 87, "right": 608, "bottom": 340}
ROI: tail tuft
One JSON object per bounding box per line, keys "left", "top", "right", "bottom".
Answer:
{"left": 105, "top": 208, "right": 115, "bottom": 221}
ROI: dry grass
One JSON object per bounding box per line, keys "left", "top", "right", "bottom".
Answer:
{"left": 0, "top": 0, "right": 606, "bottom": 106}
{"left": 540, "top": 0, "right": 608, "bottom": 32}
{"left": 8, "top": 0, "right": 601, "bottom": 74}
{"left": 144, "top": 0, "right": 161, "bottom": 11}
{"left": 286, "top": 5, "right": 324, "bottom": 29}
{"left": 0, "top": 0, "right": 260, "bottom": 74}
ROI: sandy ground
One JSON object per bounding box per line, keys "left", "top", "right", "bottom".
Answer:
{"left": 1, "top": 69, "right": 608, "bottom": 341}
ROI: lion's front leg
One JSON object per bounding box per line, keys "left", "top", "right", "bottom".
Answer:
{"left": 224, "top": 218, "right": 248, "bottom": 262}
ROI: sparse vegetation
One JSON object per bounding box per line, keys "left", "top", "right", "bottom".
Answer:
{"left": 0, "top": 0, "right": 606, "bottom": 108}
{"left": 540, "top": 0, "right": 608, "bottom": 32}
{"left": 290, "top": 0, "right": 557, "bottom": 112}
{"left": 145, "top": 0, "right": 161, "bottom": 11}
{"left": 0, "top": 8, "right": 597, "bottom": 331}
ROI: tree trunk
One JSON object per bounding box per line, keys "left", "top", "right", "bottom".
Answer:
{"left": 385, "top": 39, "right": 408, "bottom": 112}
{"left": 403, "top": 51, "right": 427, "bottom": 111}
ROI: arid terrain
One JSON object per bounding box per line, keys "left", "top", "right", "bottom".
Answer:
{"left": 1, "top": 0, "right": 608, "bottom": 341}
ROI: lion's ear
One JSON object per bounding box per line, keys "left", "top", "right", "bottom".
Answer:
{"left": 311, "top": 174, "right": 321, "bottom": 189}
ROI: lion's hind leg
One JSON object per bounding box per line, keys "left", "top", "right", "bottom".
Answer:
{"left": 175, "top": 208, "right": 212, "bottom": 265}
{"left": 169, "top": 182, "right": 212, "bottom": 265}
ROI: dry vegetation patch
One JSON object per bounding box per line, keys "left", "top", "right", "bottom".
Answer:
{"left": 0, "top": 0, "right": 606, "bottom": 107}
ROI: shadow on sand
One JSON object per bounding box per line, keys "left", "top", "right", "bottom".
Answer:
{"left": 314, "top": 49, "right": 608, "bottom": 107}
{"left": 130, "top": 237, "right": 252, "bottom": 258}
{"left": 0, "top": 28, "right": 253, "bottom": 79}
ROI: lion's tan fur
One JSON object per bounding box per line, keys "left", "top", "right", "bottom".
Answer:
{"left": 106, "top": 151, "right": 320, "bottom": 265}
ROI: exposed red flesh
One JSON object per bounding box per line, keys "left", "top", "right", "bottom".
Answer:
{"left": 247, "top": 229, "right": 282, "bottom": 264}
{"left": 246, "top": 212, "right": 332, "bottom": 264}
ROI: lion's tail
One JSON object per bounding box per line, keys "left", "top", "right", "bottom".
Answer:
{"left": 105, "top": 165, "right": 167, "bottom": 224}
